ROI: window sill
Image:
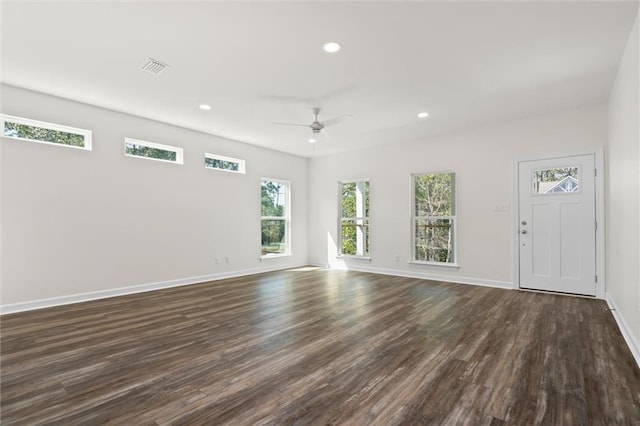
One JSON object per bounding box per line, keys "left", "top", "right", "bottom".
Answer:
{"left": 408, "top": 261, "right": 460, "bottom": 270}
{"left": 336, "top": 255, "right": 371, "bottom": 262}
{"left": 260, "top": 253, "right": 291, "bottom": 261}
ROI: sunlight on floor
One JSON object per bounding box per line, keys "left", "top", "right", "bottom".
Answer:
{"left": 286, "top": 266, "right": 326, "bottom": 272}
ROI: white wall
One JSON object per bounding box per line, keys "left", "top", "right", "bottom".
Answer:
{"left": 308, "top": 105, "right": 607, "bottom": 287}
{"left": 0, "top": 85, "right": 309, "bottom": 308}
{"left": 607, "top": 11, "right": 640, "bottom": 351}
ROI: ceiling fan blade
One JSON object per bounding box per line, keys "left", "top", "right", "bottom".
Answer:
{"left": 272, "top": 122, "right": 311, "bottom": 128}
{"left": 322, "top": 115, "right": 353, "bottom": 127}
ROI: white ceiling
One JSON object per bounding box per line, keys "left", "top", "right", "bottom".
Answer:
{"left": 2, "top": 1, "right": 638, "bottom": 158}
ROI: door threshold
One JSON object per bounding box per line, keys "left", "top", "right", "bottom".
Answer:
{"left": 518, "top": 287, "right": 596, "bottom": 299}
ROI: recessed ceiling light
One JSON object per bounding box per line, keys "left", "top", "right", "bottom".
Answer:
{"left": 309, "top": 138, "right": 317, "bottom": 143}
{"left": 417, "top": 112, "right": 429, "bottom": 118}
{"left": 199, "top": 104, "right": 211, "bottom": 111}
{"left": 323, "top": 42, "right": 341, "bottom": 53}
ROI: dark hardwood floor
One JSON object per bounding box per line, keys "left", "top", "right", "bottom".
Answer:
{"left": 1, "top": 268, "right": 639, "bottom": 425}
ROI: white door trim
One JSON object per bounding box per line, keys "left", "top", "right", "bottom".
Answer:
{"left": 512, "top": 149, "right": 605, "bottom": 299}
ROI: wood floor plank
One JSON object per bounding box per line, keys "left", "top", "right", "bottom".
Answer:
{"left": 1, "top": 269, "right": 639, "bottom": 424}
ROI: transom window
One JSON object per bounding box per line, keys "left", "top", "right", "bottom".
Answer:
{"left": 412, "top": 172, "right": 456, "bottom": 264}
{"left": 124, "top": 138, "right": 183, "bottom": 164}
{"left": 261, "top": 178, "right": 290, "bottom": 257}
{"left": 339, "top": 180, "right": 370, "bottom": 257}
{"left": 1, "top": 114, "right": 92, "bottom": 150}
{"left": 204, "top": 153, "right": 245, "bottom": 174}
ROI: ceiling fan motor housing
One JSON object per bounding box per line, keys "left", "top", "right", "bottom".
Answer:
{"left": 311, "top": 121, "right": 324, "bottom": 132}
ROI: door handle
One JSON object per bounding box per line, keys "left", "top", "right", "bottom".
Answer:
{"left": 521, "top": 230, "right": 527, "bottom": 234}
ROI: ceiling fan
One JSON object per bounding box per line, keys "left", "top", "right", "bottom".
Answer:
{"left": 273, "top": 107, "right": 352, "bottom": 138}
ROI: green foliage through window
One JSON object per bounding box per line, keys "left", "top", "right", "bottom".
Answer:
{"left": 204, "top": 154, "right": 245, "bottom": 173}
{"left": 205, "top": 157, "right": 239, "bottom": 172}
{"left": 261, "top": 219, "right": 286, "bottom": 255}
{"left": 3, "top": 121, "right": 86, "bottom": 148}
{"left": 414, "top": 173, "right": 454, "bottom": 217}
{"left": 261, "top": 179, "right": 288, "bottom": 255}
{"left": 340, "top": 180, "right": 370, "bottom": 256}
{"left": 413, "top": 172, "right": 455, "bottom": 263}
{"left": 125, "top": 142, "right": 177, "bottom": 162}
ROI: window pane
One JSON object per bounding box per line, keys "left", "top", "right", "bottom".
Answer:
{"left": 340, "top": 181, "right": 370, "bottom": 218}
{"left": 339, "top": 180, "right": 370, "bottom": 257}
{"left": 125, "top": 142, "right": 177, "bottom": 161}
{"left": 205, "top": 157, "right": 239, "bottom": 171}
{"left": 341, "top": 182, "right": 357, "bottom": 217}
{"left": 261, "top": 180, "right": 286, "bottom": 217}
{"left": 415, "top": 218, "right": 454, "bottom": 263}
{"left": 414, "top": 173, "right": 455, "bottom": 216}
{"left": 532, "top": 167, "right": 579, "bottom": 194}
{"left": 204, "top": 154, "right": 245, "bottom": 173}
{"left": 3, "top": 120, "right": 86, "bottom": 148}
{"left": 261, "top": 219, "right": 286, "bottom": 255}
{"left": 261, "top": 178, "right": 289, "bottom": 257}
{"left": 341, "top": 219, "right": 370, "bottom": 256}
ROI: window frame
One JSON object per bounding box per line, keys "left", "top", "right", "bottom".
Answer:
{"left": 124, "top": 137, "right": 183, "bottom": 164}
{"left": 204, "top": 152, "right": 246, "bottom": 174}
{"left": 410, "top": 171, "right": 458, "bottom": 268}
{"left": 1, "top": 114, "right": 92, "bottom": 150}
{"left": 260, "top": 178, "right": 291, "bottom": 259}
{"left": 337, "top": 178, "right": 371, "bottom": 259}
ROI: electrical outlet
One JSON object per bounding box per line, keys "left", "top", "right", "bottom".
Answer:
{"left": 395, "top": 255, "right": 400, "bottom": 262}
{"left": 225, "top": 256, "right": 231, "bottom": 264}
{"left": 215, "top": 257, "right": 220, "bottom": 264}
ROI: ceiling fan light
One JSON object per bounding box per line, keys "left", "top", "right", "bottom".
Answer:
{"left": 308, "top": 138, "right": 317, "bottom": 143}
{"left": 323, "top": 42, "right": 341, "bottom": 53}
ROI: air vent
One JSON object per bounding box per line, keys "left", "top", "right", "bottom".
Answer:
{"left": 141, "top": 58, "right": 169, "bottom": 75}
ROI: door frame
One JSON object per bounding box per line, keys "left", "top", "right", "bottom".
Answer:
{"left": 512, "top": 148, "right": 605, "bottom": 299}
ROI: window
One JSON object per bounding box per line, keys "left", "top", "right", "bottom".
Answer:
{"left": 204, "top": 153, "right": 245, "bottom": 174}
{"left": 412, "top": 172, "right": 456, "bottom": 264}
{"left": 1, "top": 114, "right": 91, "bottom": 150}
{"left": 261, "top": 179, "right": 290, "bottom": 257}
{"left": 339, "top": 180, "right": 370, "bottom": 257}
{"left": 532, "top": 167, "right": 579, "bottom": 194}
{"left": 124, "top": 138, "right": 183, "bottom": 164}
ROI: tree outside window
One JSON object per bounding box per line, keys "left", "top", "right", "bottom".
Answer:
{"left": 1, "top": 114, "right": 91, "bottom": 150}
{"left": 123, "top": 138, "right": 183, "bottom": 164}
{"left": 339, "top": 180, "right": 370, "bottom": 256}
{"left": 125, "top": 143, "right": 177, "bottom": 161}
{"left": 261, "top": 179, "right": 290, "bottom": 256}
{"left": 413, "top": 172, "right": 455, "bottom": 264}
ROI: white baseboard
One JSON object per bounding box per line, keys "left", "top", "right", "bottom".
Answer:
{"left": 0, "top": 263, "right": 308, "bottom": 315}
{"left": 329, "top": 263, "right": 513, "bottom": 290}
{"left": 606, "top": 293, "right": 640, "bottom": 368}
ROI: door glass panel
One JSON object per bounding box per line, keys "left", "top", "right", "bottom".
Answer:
{"left": 532, "top": 166, "right": 579, "bottom": 194}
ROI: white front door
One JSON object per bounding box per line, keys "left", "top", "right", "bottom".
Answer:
{"left": 518, "top": 154, "right": 596, "bottom": 296}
